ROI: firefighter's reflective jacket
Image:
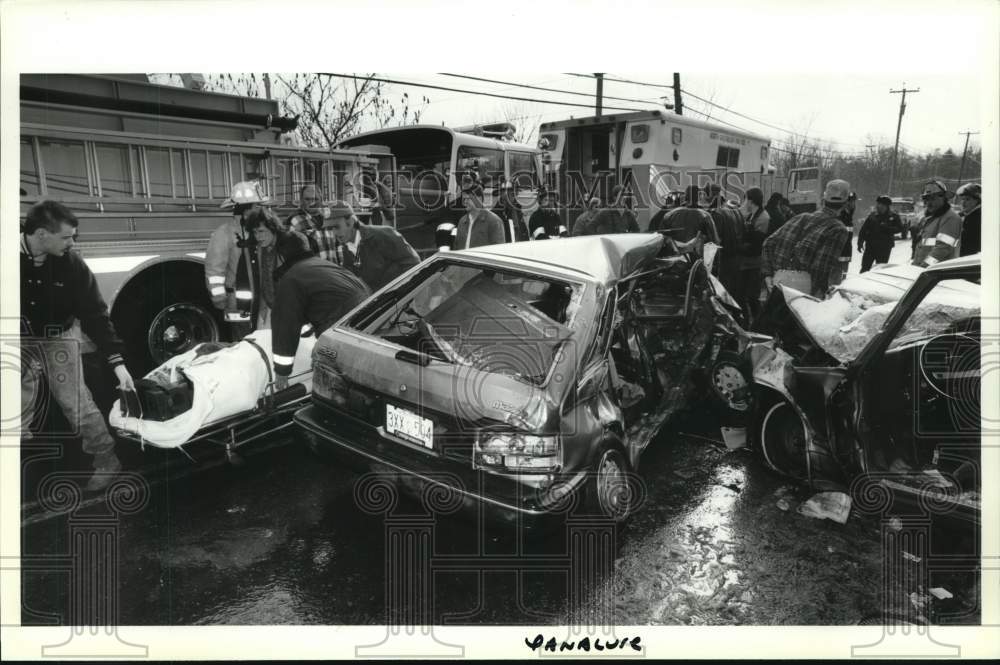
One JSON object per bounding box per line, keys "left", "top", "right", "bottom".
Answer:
{"left": 204, "top": 217, "right": 259, "bottom": 317}
{"left": 912, "top": 207, "right": 963, "bottom": 267}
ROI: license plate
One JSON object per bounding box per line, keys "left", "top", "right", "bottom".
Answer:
{"left": 386, "top": 404, "right": 434, "bottom": 449}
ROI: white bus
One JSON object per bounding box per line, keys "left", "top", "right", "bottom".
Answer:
{"left": 338, "top": 124, "right": 545, "bottom": 256}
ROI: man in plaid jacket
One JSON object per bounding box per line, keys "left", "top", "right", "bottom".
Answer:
{"left": 761, "top": 179, "right": 853, "bottom": 299}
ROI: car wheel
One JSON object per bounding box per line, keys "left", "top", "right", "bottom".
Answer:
{"left": 709, "top": 350, "right": 753, "bottom": 423}
{"left": 586, "top": 446, "right": 634, "bottom": 523}
{"left": 759, "top": 400, "right": 809, "bottom": 480}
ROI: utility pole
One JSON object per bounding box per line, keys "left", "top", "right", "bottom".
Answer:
{"left": 673, "top": 73, "right": 683, "bottom": 116}
{"left": 263, "top": 73, "right": 272, "bottom": 100}
{"left": 887, "top": 84, "right": 919, "bottom": 195}
{"left": 957, "top": 130, "right": 979, "bottom": 185}
{"left": 594, "top": 73, "right": 604, "bottom": 116}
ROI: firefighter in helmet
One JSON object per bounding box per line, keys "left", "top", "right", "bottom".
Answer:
{"left": 205, "top": 181, "right": 270, "bottom": 329}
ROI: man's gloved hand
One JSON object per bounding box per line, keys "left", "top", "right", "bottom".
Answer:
{"left": 274, "top": 375, "right": 289, "bottom": 392}
{"left": 857, "top": 243, "right": 864, "bottom": 253}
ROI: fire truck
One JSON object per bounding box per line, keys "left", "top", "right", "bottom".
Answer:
{"left": 19, "top": 74, "right": 386, "bottom": 374}
{"left": 536, "top": 110, "right": 821, "bottom": 230}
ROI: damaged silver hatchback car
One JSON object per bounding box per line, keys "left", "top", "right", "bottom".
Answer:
{"left": 294, "top": 234, "right": 753, "bottom": 523}
{"left": 751, "top": 256, "right": 982, "bottom": 523}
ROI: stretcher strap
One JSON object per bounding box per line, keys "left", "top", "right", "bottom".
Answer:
{"left": 243, "top": 337, "right": 274, "bottom": 387}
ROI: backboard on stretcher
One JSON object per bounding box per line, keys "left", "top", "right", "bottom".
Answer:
{"left": 110, "top": 330, "right": 315, "bottom": 463}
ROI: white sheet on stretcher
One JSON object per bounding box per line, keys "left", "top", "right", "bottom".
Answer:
{"left": 109, "top": 330, "right": 314, "bottom": 448}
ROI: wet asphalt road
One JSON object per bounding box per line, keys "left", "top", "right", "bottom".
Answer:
{"left": 20, "top": 403, "right": 980, "bottom": 627}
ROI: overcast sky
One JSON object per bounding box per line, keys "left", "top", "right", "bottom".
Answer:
{"left": 3, "top": 0, "right": 996, "bottom": 161}
{"left": 370, "top": 72, "right": 983, "bottom": 157}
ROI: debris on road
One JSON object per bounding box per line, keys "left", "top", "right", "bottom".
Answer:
{"left": 797, "top": 491, "right": 852, "bottom": 524}
{"left": 776, "top": 498, "right": 791, "bottom": 511}
{"left": 902, "top": 551, "right": 922, "bottom": 563}
{"left": 720, "top": 426, "right": 746, "bottom": 450}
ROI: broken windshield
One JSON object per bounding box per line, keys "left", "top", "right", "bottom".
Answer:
{"left": 356, "top": 262, "right": 583, "bottom": 386}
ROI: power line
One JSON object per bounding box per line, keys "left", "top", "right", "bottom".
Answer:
{"left": 438, "top": 73, "right": 661, "bottom": 107}
{"left": 565, "top": 73, "right": 674, "bottom": 91}
{"left": 319, "top": 73, "right": 649, "bottom": 113}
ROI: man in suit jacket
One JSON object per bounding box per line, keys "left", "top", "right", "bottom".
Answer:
{"left": 326, "top": 201, "right": 420, "bottom": 292}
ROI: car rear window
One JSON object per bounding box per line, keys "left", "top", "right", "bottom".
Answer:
{"left": 347, "top": 261, "right": 584, "bottom": 386}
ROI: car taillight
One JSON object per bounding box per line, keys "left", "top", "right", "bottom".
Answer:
{"left": 313, "top": 363, "right": 348, "bottom": 409}
{"left": 474, "top": 432, "right": 561, "bottom": 472}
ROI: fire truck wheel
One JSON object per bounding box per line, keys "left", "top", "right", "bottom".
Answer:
{"left": 115, "top": 278, "right": 222, "bottom": 375}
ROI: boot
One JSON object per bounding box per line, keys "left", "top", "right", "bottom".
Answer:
{"left": 85, "top": 454, "right": 122, "bottom": 493}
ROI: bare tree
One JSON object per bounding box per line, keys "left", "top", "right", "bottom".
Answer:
{"left": 195, "top": 73, "right": 429, "bottom": 147}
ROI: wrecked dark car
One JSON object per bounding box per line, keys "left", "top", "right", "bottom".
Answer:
{"left": 294, "top": 234, "right": 753, "bottom": 523}
{"left": 750, "top": 256, "right": 982, "bottom": 523}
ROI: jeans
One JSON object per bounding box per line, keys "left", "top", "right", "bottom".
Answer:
{"left": 21, "top": 328, "right": 117, "bottom": 469}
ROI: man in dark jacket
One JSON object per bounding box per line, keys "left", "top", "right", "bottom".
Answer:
{"left": 737, "top": 187, "right": 771, "bottom": 323}
{"left": 654, "top": 184, "right": 719, "bottom": 253}
{"left": 857, "top": 195, "right": 903, "bottom": 272}
{"left": 326, "top": 201, "right": 421, "bottom": 291}
{"left": 491, "top": 180, "right": 529, "bottom": 243}
{"left": 270, "top": 231, "right": 371, "bottom": 389}
{"left": 572, "top": 196, "right": 601, "bottom": 235}
{"left": 956, "top": 183, "right": 981, "bottom": 256}
{"left": 528, "top": 189, "right": 567, "bottom": 240}
{"left": 20, "top": 200, "right": 136, "bottom": 492}
{"left": 706, "top": 183, "right": 744, "bottom": 296}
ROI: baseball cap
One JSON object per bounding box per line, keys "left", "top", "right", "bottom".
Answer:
{"left": 823, "top": 179, "right": 851, "bottom": 204}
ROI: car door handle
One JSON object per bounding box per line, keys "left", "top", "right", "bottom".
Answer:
{"left": 395, "top": 349, "right": 430, "bottom": 367}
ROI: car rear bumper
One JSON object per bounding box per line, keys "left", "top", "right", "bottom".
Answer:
{"left": 293, "top": 403, "right": 589, "bottom": 527}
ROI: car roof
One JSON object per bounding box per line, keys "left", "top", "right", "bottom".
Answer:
{"left": 924, "top": 253, "right": 981, "bottom": 273}
{"left": 456, "top": 234, "right": 666, "bottom": 285}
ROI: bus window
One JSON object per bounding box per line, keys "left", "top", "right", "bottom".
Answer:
{"left": 20, "top": 139, "right": 41, "bottom": 196}
{"left": 457, "top": 145, "right": 504, "bottom": 183}
{"left": 95, "top": 144, "right": 132, "bottom": 197}
{"left": 230, "top": 154, "right": 245, "bottom": 183}
{"left": 146, "top": 147, "right": 173, "bottom": 198}
{"left": 508, "top": 151, "right": 539, "bottom": 191}
{"left": 40, "top": 138, "right": 90, "bottom": 196}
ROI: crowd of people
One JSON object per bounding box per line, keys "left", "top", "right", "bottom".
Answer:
{"left": 19, "top": 168, "right": 982, "bottom": 491}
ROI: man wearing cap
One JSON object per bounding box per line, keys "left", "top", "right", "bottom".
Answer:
{"left": 528, "top": 189, "right": 567, "bottom": 240}
{"left": 761, "top": 179, "right": 852, "bottom": 298}
{"left": 452, "top": 176, "right": 506, "bottom": 249}
{"left": 287, "top": 185, "right": 339, "bottom": 264}
{"left": 706, "top": 183, "right": 745, "bottom": 296}
{"left": 912, "top": 180, "right": 964, "bottom": 268}
{"left": 956, "top": 183, "right": 981, "bottom": 257}
{"left": 857, "top": 195, "right": 903, "bottom": 273}
{"left": 654, "top": 184, "right": 719, "bottom": 253}
{"left": 571, "top": 196, "right": 602, "bottom": 235}
{"left": 205, "top": 180, "right": 270, "bottom": 327}
{"left": 269, "top": 229, "right": 371, "bottom": 391}
{"left": 833, "top": 192, "right": 858, "bottom": 285}
{"left": 326, "top": 201, "right": 421, "bottom": 292}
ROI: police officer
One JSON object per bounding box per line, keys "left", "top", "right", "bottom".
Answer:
{"left": 205, "top": 181, "right": 270, "bottom": 328}
{"left": 857, "top": 195, "right": 903, "bottom": 272}
{"left": 269, "top": 230, "right": 371, "bottom": 390}
{"left": 912, "top": 180, "right": 963, "bottom": 267}
{"left": 528, "top": 189, "right": 567, "bottom": 240}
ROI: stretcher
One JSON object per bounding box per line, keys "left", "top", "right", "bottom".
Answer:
{"left": 110, "top": 329, "right": 314, "bottom": 463}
